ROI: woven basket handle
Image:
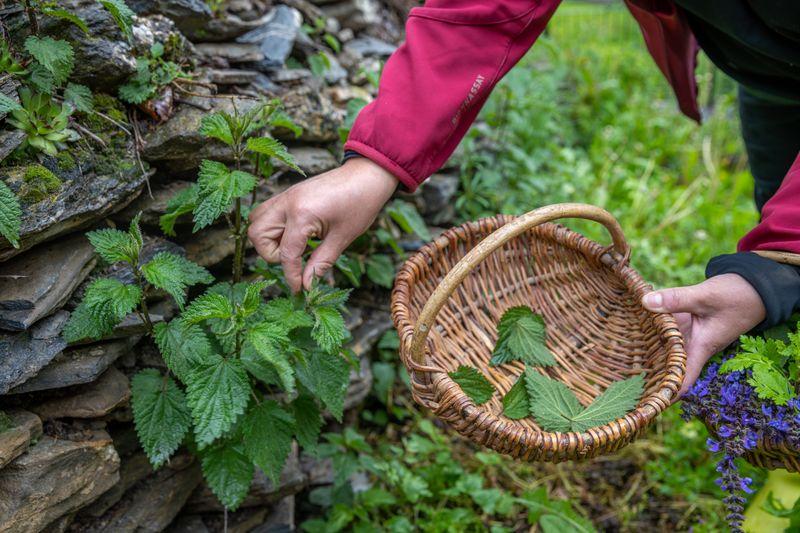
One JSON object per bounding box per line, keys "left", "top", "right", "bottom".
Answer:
{"left": 409, "top": 203, "right": 630, "bottom": 364}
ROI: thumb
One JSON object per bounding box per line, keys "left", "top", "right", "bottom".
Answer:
{"left": 302, "top": 235, "right": 348, "bottom": 290}
{"left": 642, "top": 286, "right": 704, "bottom": 314}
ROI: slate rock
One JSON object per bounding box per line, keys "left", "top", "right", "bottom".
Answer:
{"left": 344, "top": 36, "right": 397, "bottom": 58}
{"left": 285, "top": 146, "right": 338, "bottom": 176}
{"left": 183, "top": 226, "right": 238, "bottom": 268}
{"left": 0, "top": 130, "right": 25, "bottom": 164}
{"left": 207, "top": 68, "right": 260, "bottom": 85}
{"left": 30, "top": 367, "right": 131, "bottom": 420}
{"left": 251, "top": 496, "right": 295, "bottom": 533}
{"left": 114, "top": 180, "right": 195, "bottom": 229}
{"left": 0, "top": 431, "right": 120, "bottom": 533}
{"left": 186, "top": 443, "right": 305, "bottom": 511}
{"left": 0, "top": 409, "right": 42, "bottom": 470}
{"left": 321, "top": 0, "right": 381, "bottom": 31}
{"left": 0, "top": 77, "right": 20, "bottom": 124}
{"left": 0, "top": 234, "right": 96, "bottom": 332}
{"left": 78, "top": 454, "right": 201, "bottom": 533}
{"left": 143, "top": 96, "right": 261, "bottom": 171}
{"left": 0, "top": 311, "right": 68, "bottom": 395}
{"left": 8, "top": 339, "right": 134, "bottom": 394}
{"left": 274, "top": 85, "right": 344, "bottom": 143}
{"left": 0, "top": 153, "right": 148, "bottom": 262}
{"left": 195, "top": 43, "right": 264, "bottom": 64}
{"left": 128, "top": 0, "right": 213, "bottom": 41}
{"left": 237, "top": 5, "right": 303, "bottom": 71}
{"left": 418, "top": 173, "right": 459, "bottom": 225}
{"left": 80, "top": 452, "right": 154, "bottom": 518}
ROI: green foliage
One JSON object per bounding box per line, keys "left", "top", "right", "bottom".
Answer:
{"left": 491, "top": 306, "right": 556, "bottom": 367}
{"left": 98, "top": 0, "right": 136, "bottom": 39}
{"left": 159, "top": 184, "right": 198, "bottom": 236}
{"left": 0, "top": 41, "right": 27, "bottom": 78}
{"left": 525, "top": 370, "right": 644, "bottom": 432}
{"left": 501, "top": 375, "right": 530, "bottom": 419}
{"left": 0, "top": 181, "right": 23, "bottom": 248}
{"left": 20, "top": 163, "right": 61, "bottom": 203}
{"left": 118, "top": 44, "right": 184, "bottom": 104}
{"left": 141, "top": 252, "right": 213, "bottom": 308}
{"left": 763, "top": 492, "right": 800, "bottom": 531}
{"left": 200, "top": 440, "right": 254, "bottom": 511}
{"left": 153, "top": 320, "right": 211, "bottom": 382}
{"left": 246, "top": 136, "right": 302, "bottom": 173}
{"left": 86, "top": 228, "right": 139, "bottom": 265}
{"left": 311, "top": 306, "right": 346, "bottom": 354}
{"left": 24, "top": 36, "right": 74, "bottom": 89}
{"left": 40, "top": 6, "right": 89, "bottom": 34}
{"left": 7, "top": 88, "right": 74, "bottom": 156}
{"left": 386, "top": 199, "right": 432, "bottom": 241}
{"left": 131, "top": 369, "right": 191, "bottom": 468}
{"left": 63, "top": 83, "right": 93, "bottom": 113}
{"left": 291, "top": 395, "right": 323, "bottom": 452}
{"left": 185, "top": 353, "right": 250, "bottom": 448}
{"left": 0, "top": 411, "right": 14, "bottom": 434}
{"left": 242, "top": 400, "right": 295, "bottom": 483}
{"left": 720, "top": 331, "right": 798, "bottom": 406}
{"left": 193, "top": 160, "right": 256, "bottom": 231}
{"left": 63, "top": 278, "right": 142, "bottom": 342}
{"left": 296, "top": 350, "right": 351, "bottom": 422}
{"left": 448, "top": 365, "right": 496, "bottom": 405}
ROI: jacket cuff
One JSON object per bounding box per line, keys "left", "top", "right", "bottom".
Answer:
{"left": 706, "top": 252, "right": 800, "bottom": 329}
{"left": 343, "top": 140, "right": 420, "bottom": 192}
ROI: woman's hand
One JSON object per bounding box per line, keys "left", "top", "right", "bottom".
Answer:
{"left": 642, "top": 273, "right": 766, "bottom": 396}
{"left": 247, "top": 157, "right": 399, "bottom": 293}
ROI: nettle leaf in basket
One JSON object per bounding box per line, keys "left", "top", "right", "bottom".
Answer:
{"left": 502, "top": 375, "right": 530, "bottom": 419}
{"left": 525, "top": 370, "right": 644, "bottom": 432}
{"left": 568, "top": 374, "right": 644, "bottom": 432}
{"left": 449, "top": 365, "right": 495, "bottom": 405}
{"left": 491, "top": 306, "right": 556, "bottom": 367}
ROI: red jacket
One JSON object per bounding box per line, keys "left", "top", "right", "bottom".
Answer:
{"left": 344, "top": 0, "right": 800, "bottom": 255}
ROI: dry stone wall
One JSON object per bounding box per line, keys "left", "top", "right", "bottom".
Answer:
{"left": 0, "top": 0, "right": 460, "bottom": 530}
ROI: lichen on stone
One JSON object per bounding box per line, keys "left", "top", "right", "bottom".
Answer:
{"left": 56, "top": 152, "right": 76, "bottom": 172}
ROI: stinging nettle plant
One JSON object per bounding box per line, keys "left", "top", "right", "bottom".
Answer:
{"left": 65, "top": 99, "right": 353, "bottom": 511}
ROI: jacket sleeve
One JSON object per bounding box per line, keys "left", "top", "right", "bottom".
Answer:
{"left": 344, "top": 0, "right": 562, "bottom": 191}
{"left": 739, "top": 152, "right": 800, "bottom": 254}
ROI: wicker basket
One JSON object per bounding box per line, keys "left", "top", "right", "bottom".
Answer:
{"left": 391, "top": 203, "right": 687, "bottom": 462}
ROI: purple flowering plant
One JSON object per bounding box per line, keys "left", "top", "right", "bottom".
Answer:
{"left": 682, "top": 319, "right": 800, "bottom": 533}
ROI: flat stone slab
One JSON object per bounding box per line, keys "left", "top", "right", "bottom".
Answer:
{"left": 0, "top": 234, "right": 96, "bottom": 331}
{"left": 195, "top": 43, "right": 264, "bottom": 63}
{"left": 0, "top": 311, "right": 68, "bottom": 395}
{"left": 30, "top": 367, "right": 131, "bottom": 420}
{"left": 0, "top": 431, "right": 120, "bottom": 533}
{"left": 0, "top": 409, "right": 42, "bottom": 470}
{"left": 9, "top": 339, "right": 134, "bottom": 394}
{"left": 80, "top": 452, "right": 154, "bottom": 519}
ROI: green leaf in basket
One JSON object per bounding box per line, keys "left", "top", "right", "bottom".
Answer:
{"left": 568, "top": 374, "right": 644, "bottom": 432}
{"left": 502, "top": 374, "right": 530, "bottom": 419}
{"left": 491, "top": 306, "right": 556, "bottom": 368}
{"left": 449, "top": 365, "right": 495, "bottom": 405}
{"left": 525, "top": 369, "right": 644, "bottom": 432}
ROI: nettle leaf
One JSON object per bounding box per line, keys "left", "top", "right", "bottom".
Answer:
{"left": 200, "top": 440, "right": 254, "bottom": 511}
{"left": 0, "top": 94, "right": 22, "bottom": 115}
{"left": 98, "top": 0, "right": 135, "bottom": 39}
{"left": 199, "top": 113, "right": 234, "bottom": 146}
{"left": 186, "top": 353, "right": 251, "bottom": 448}
{"left": 312, "top": 306, "right": 347, "bottom": 354}
{"left": 241, "top": 280, "right": 273, "bottom": 316}
{"left": 386, "top": 200, "right": 431, "bottom": 241}
{"left": 63, "top": 83, "right": 93, "bottom": 113}
{"left": 365, "top": 254, "right": 394, "bottom": 289}
{"left": 182, "top": 291, "right": 234, "bottom": 324}
{"left": 291, "top": 395, "right": 323, "bottom": 452}
{"left": 0, "top": 181, "right": 22, "bottom": 248}
{"left": 193, "top": 160, "right": 256, "bottom": 231}
{"left": 448, "top": 365, "right": 495, "bottom": 405}
{"left": 142, "top": 252, "right": 213, "bottom": 309}
{"left": 63, "top": 279, "right": 141, "bottom": 342}
{"left": 131, "top": 368, "right": 191, "bottom": 468}
{"left": 524, "top": 370, "right": 581, "bottom": 432}
{"left": 247, "top": 322, "right": 294, "bottom": 393}
{"left": 246, "top": 137, "right": 303, "bottom": 173}
{"left": 86, "top": 228, "right": 139, "bottom": 265}
{"left": 243, "top": 400, "right": 295, "bottom": 483}
{"left": 296, "top": 351, "right": 350, "bottom": 421}
{"left": 153, "top": 320, "right": 212, "bottom": 382}
{"left": 41, "top": 7, "right": 89, "bottom": 34}
{"left": 306, "top": 284, "right": 350, "bottom": 309}
{"left": 160, "top": 184, "right": 198, "bottom": 236}
{"left": 502, "top": 375, "right": 530, "bottom": 419}
{"left": 24, "top": 36, "right": 74, "bottom": 86}
{"left": 262, "top": 298, "right": 314, "bottom": 331}
{"left": 491, "top": 306, "right": 556, "bottom": 367}
{"left": 568, "top": 374, "right": 644, "bottom": 432}
{"left": 269, "top": 110, "right": 303, "bottom": 138}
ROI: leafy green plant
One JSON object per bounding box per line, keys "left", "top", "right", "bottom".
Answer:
{"left": 763, "top": 491, "right": 800, "bottom": 531}
{"left": 303, "top": 421, "right": 595, "bottom": 532}
{"left": 66, "top": 99, "right": 352, "bottom": 511}
{"left": 718, "top": 323, "right": 800, "bottom": 405}
{"left": 6, "top": 88, "right": 76, "bottom": 156}
{"left": 118, "top": 43, "right": 187, "bottom": 105}
{"left": 0, "top": 181, "right": 22, "bottom": 248}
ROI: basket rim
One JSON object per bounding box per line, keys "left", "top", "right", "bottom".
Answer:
{"left": 391, "top": 213, "right": 687, "bottom": 456}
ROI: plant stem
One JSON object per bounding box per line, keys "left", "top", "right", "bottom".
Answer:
{"left": 232, "top": 144, "right": 245, "bottom": 283}
{"left": 21, "top": 0, "right": 39, "bottom": 35}
{"left": 133, "top": 269, "right": 155, "bottom": 334}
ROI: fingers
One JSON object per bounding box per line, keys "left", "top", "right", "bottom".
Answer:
{"left": 279, "top": 222, "right": 313, "bottom": 293}
{"left": 679, "top": 341, "right": 713, "bottom": 397}
{"left": 642, "top": 285, "right": 710, "bottom": 315}
{"left": 302, "top": 235, "right": 348, "bottom": 290}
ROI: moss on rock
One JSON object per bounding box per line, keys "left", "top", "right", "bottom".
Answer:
{"left": 56, "top": 152, "right": 76, "bottom": 171}
{"left": 20, "top": 164, "right": 61, "bottom": 203}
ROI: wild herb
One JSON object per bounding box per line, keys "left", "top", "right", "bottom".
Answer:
{"left": 448, "top": 365, "right": 496, "bottom": 405}
{"left": 65, "top": 99, "right": 351, "bottom": 511}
